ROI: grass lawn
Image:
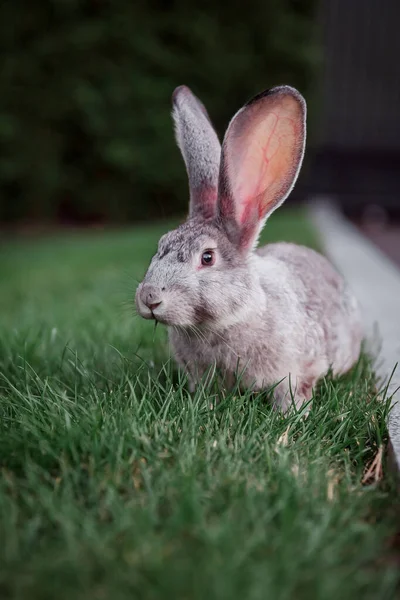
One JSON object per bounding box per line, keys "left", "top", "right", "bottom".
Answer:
{"left": 0, "top": 207, "right": 399, "bottom": 600}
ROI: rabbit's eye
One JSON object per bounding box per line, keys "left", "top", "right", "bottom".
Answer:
{"left": 201, "top": 250, "right": 215, "bottom": 266}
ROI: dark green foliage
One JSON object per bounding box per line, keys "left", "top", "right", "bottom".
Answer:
{"left": 0, "top": 0, "right": 320, "bottom": 223}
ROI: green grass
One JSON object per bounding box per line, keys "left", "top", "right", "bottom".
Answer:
{"left": 0, "top": 208, "right": 399, "bottom": 600}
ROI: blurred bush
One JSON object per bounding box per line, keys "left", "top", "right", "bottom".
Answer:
{"left": 0, "top": 0, "right": 320, "bottom": 224}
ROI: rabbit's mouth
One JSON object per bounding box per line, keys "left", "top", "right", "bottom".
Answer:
{"left": 135, "top": 281, "right": 196, "bottom": 326}
{"left": 136, "top": 298, "right": 163, "bottom": 322}
{"left": 136, "top": 282, "right": 164, "bottom": 319}
{"left": 151, "top": 308, "right": 169, "bottom": 325}
{"left": 135, "top": 293, "right": 171, "bottom": 325}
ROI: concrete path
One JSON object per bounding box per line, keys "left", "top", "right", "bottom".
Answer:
{"left": 309, "top": 199, "right": 400, "bottom": 472}
{"left": 360, "top": 224, "right": 400, "bottom": 269}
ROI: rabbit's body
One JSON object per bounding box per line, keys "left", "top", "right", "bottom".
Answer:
{"left": 136, "top": 84, "right": 362, "bottom": 411}
{"left": 169, "top": 240, "right": 361, "bottom": 409}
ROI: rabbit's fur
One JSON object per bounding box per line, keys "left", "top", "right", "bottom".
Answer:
{"left": 136, "top": 85, "right": 362, "bottom": 411}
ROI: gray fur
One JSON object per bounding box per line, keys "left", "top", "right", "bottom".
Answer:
{"left": 172, "top": 86, "right": 221, "bottom": 219}
{"left": 136, "top": 86, "right": 362, "bottom": 411}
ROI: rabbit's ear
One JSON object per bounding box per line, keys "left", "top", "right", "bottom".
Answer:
{"left": 172, "top": 86, "right": 221, "bottom": 220}
{"left": 218, "top": 86, "right": 306, "bottom": 251}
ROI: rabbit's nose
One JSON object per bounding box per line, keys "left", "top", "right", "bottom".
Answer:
{"left": 141, "top": 285, "right": 163, "bottom": 311}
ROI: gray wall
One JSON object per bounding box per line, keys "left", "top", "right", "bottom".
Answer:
{"left": 305, "top": 0, "right": 400, "bottom": 213}
{"left": 317, "top": 0, "right": 400, "bottom": 152}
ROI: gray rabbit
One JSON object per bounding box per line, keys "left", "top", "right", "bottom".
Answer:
{"left": 136, "top": 85, "right": 362, "bottom": 411}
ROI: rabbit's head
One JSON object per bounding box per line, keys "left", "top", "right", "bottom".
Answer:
{"left": 136, "top": 85, "right": 306, "bottom": 327}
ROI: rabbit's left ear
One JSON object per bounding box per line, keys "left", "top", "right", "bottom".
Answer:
{"left": 218, "top": 86, "right": 306, "bottom": 251}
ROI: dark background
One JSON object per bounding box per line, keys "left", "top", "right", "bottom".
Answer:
{"left": 0, "top": 0, "right": 399, "bottom": 228}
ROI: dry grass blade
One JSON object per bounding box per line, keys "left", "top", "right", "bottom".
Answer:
{"left": 327, "top": 469, "right": 341, "bottom": 501}
{"left": 277, "top": 425, "right": 291, "bottom": 447}
{"left": 362, "top": 445, "right": 384, "bottom": 485}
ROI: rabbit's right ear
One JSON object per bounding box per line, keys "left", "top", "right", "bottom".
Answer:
{"left": 172, "top": 86, "right": 221, "bottom": 220}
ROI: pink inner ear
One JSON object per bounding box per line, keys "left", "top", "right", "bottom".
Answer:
{"left": 222, "top": 93, "right": 304, "bottom": 241}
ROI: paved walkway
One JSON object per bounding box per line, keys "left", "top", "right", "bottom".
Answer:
{"left": 309, "top": 199, "right": 400, "bottom": 472}
{"left": 359, "top": 224, "right": 400, "bottom": 269}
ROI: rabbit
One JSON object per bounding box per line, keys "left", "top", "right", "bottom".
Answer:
{"left": 135, "top": 84, "right": 363, "bottom": 412}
